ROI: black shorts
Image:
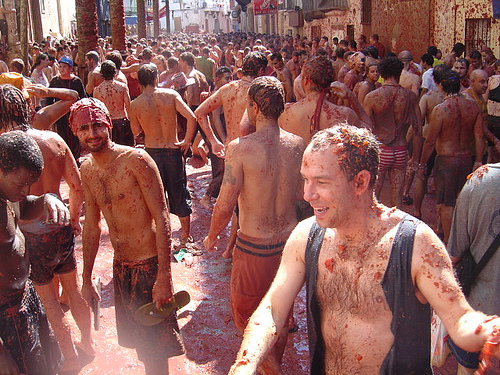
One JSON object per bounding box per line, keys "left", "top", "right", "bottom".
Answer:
{"left": 0, "top": 282, "right": 62, "bottom": 375}
{"left": 111, "top": 118, "right": 134, "bottom": 147}
{"left": 24, "top": 225, "right": 77, "bottom": 285}
{"left": 487, "top": 115, "right": 500, "bottom": 146}
{"left": 113, "top": 256, "right": 184, "bottom": 362}
{"left": 434, "top": 155, "right": 473, "bottom": 207}
{"left": 146, "top": 147, "right": 192, "bottom": 217}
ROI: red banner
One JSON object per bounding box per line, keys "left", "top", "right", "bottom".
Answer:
{"left": 146, "top": 6, "right": 167, "bottom": 21}
{"left": 253, "top": 0, "right": 277, "bottom": 15}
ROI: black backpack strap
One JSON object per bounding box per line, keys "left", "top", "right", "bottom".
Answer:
{"left": 470, "top": 230, "right": 500, "bottom": 283}
{"left": 305, "top": 220, "right": 327, "bottom": 375}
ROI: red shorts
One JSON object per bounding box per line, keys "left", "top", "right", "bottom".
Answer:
{"left": 379, "top": 144, "right": 409, "bottom": 171}
{"left": 230, "top": 231, "right": 289, "bottom": 332}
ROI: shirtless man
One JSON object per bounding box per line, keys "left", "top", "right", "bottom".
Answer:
{"left": 129, "top": 63, "right": 201, "bottom": 245}
{"left": 443, "top": 42, "right": 465, "bottom": 68}
{"left": 279, "top": 55, "right": 370, "bottom": 145}
{"left": 85, "top": 51, "right": 103, "bottom": 96}
{"left": 204, "top": 77, "right": 305, "bottom": 374}
{"left": 285, "top": 51, "right": 301, "bottom": 81}
{"left": 463, "top": 69, "right": 488, "bottom": 117}
{"left": 343, "top": 52, "right": 365, "bottom": 91}
{"left": 195, "top": 51, "right": 268, "bottom": 146}
{"left": 0, "top": 85, "right": 93, "bottom": 374}
{"left": 453, "top": 58, "right": 470, "bottom": 93}
{"left": 419, "top": 70, "right": 484, "bottom": 243}
{"left": 228, "top": 123, "right": 500, "bottom": 375}
{"left": 0, "top": 131, "right": 70, "bottom": 375}
{"left": 403, "top": 64, "right": 449, "bottom": 218}
{"left": 71, "top": 98, "right": 184, "bottom": 375}
{"left": 398, "top": 50, "right": 421, "bottom": 97}
{"left": 269, "top": 53, "right": 294, "bottom": 103}
{"left": 94, "top": 60, "right": 133, "bottom": 146}
{"left": 364, "top": 56, "right": 422, "bottom": 208}
{"left": 179, "top": 52, "right": 209, "bottom": 110}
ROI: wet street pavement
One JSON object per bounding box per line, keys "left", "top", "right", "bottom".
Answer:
{"left": 65, "top": 156, "right": 465, "bottom": 374}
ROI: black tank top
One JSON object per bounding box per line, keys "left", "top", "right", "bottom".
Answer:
{"left": 305, "top": 216, "right": 432, "bottom": 374}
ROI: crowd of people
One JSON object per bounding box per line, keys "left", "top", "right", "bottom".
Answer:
{"left": 0, "top": 30, "right": 500, "bottom": 375}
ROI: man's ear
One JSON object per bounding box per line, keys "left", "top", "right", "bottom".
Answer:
{"left": 352, "top": 170, "right": 371, "bottom": 196}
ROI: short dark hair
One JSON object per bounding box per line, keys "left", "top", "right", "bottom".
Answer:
{"left": 432, "top": 64, "right": 451, "bottom": 85}
{"left": 469, "top": 50, "right": 481, "bottom": 60}
{"left": 167, "top": 56, "right": 179, "bottom": 69}
{"left": 215, "top": 65, "right": 232, "bottom": 78}
{"left": 455, "top": 57, "right": 470, "bottom": 70}
{"left": 142, "top": 47, "right": 153, "bottom": 61}
{"left": 309, "top": 124, "right": 380, "bottom": 187}
{"left": 100, "top": 60, "right": 116, "bottom": 80}
{"left": 248, "top": 76, "right": 285, "bottom": 120}
{"left": 137, "top": 63, "right": 158, "bottom": 87}
{"left": 427, "top": 46, "right": 438, "bottom": 56}
{"left": 180, "top": 52, "right": 195, "bottom": 67}
{"left": 0, "top": 130, "right": 43, "bottom": 174}
{"left": 10, "top": 58, "right": 24, "bottom": 73}
{"left": 421, "top": 53, "right": 434, "bottom": 67}
{"left": 242, "top": 51, "right": 268, "bottom": 77}
{"left": 106, "top": 50, "right": 123, "bottom": 70}
{"left": 378, "top": 56, "right": 404, "bottom": 80}
{"left": 85, "top": 51, "right": 99, "bottom": 63}
{"left": 270, "top": 52, "right": 282, "bottom": 62}
{"left": 452, "top": 43, "right": 466, "bottom": 55}
{"left": 302, "top": 56, "right": 334, "bottom": 90}
{"left": 335, "top": 47, "right": 345, "bottom": 59}
{"left": 441, "top": 70, "right": 461, "bottom": 94}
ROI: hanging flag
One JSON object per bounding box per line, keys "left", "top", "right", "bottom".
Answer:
{"left": 254, "top": 0, "right": 277, "bottom": 15}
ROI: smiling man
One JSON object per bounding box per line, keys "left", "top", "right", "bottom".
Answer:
{"left": 228, "top": 124, "right": 500, "bottom": 375}
{"left": 70, "top": 98, "right": 184, "bottom": 375}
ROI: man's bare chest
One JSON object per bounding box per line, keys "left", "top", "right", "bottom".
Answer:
{"left": 316, "top": 240, "right": 392, "bottom": 317}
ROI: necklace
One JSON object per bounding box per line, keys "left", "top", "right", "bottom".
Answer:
{"left": 444, "top": 93, "right": 460, "bottom": 101}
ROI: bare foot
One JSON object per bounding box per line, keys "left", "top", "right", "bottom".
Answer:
{"left": 75, "top": 341, "right": 96, "bottom": 367}
{"left": 222, "top": 246, "right": 233, "bottom": 259}
{"left": 199, "top": 195, "right": 213, "bottom": 210}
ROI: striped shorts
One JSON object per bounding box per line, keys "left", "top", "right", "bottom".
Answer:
{"left": 379, "top": 144, "right": 409, "bottom": 171}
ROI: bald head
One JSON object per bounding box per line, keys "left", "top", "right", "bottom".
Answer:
{"left": 469, "top": 69, "right": 488, "bottom": 96}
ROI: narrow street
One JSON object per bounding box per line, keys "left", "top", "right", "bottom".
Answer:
{"left": 65, "top": 156, "right": 461, "bottom": 374}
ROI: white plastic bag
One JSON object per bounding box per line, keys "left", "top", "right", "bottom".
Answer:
{"left": 431, "top": 310, "right": 450, "bottom": 367}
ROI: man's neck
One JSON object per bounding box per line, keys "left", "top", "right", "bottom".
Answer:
{"left": 91, "top": 141, "right": 117, "bottom": 163}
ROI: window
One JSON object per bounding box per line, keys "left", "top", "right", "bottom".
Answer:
{"left": 317, "top": 0, "right": 347, "bottom": 11}
{"left": 361, "top": 0, "right": 371, "bottom": 25}
{"left": 311, "top": 25, "right": 321, "bottom": 39}
{"left": 465, "top": 18, "right": 491, "bottom": 55}
{"left": 347, "top": 24, "right": 354, "bottom": 41}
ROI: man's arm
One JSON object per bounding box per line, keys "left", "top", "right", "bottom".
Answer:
{"left": 29, "top": 85, "right": 79, "bottom": 130}
{"left": 86, "top": 70, "right": 102, "bottom": 96}
{"left": 204, "top": 141, "right": 242, "bottom": 251}
{"left": 410, "top": 94, "right": 424, "bottom": 164}
{"left": 19, "top": 194, "right": 70, "bottom": 224}
{"left": 61, "top": 139, "right": 84, "bottom": 235}
{"left": 331, "top": 81, "right": 373, "bottom": 130}
{"left": 229, "top": 221, "right": 309, "bottom": 374}
{"left": 131, "top": 150, "right": 173, "bottom": 308}
{"left": 473, "top": 113, "right": 485, "bottom": 169}
{"left": 419, "top": 106, "right": 442, "bottom": 169}
{"left": 413, "top": 225, "right": 500, "bottom": 353}
{"left": 194, "top": 89, "right": 225, "bottom": 155}
{"left": 129, "top": 100, "right": 143, "bottom": 143}
{"left": 80, "top": 171, "right": 102, "bottom": 305}
{"left": 173, "top": 92, "right": 197, "bottom": 153}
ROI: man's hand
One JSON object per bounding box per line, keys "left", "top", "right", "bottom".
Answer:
{"left": 210, "top": 141, "right": 225, "bottom": 158}
{"left": 81, "top": 280, "right": 101, "bottom": 307}
{"left": 330, "top": 81, "right": 352, "bottom": 99}
{"left": 152, "top": 276, "right": 174, "bottom": 310}
{"left": 174, "top": 139, "right": 192, "bottom": 155}
{"left": 43, "top": 193, "right": 70, "bottom": 226}
{"left": 26, "top": 83, "right": 49, "bottom": 97}
{"left": 203, "top": 235, "right": 219, "bottom": 252}
{"left": 71, "top": 219, "right": 82, "bottom": 236}
{"left": 0, "top": 346, "right": 20, "bottom": 375}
